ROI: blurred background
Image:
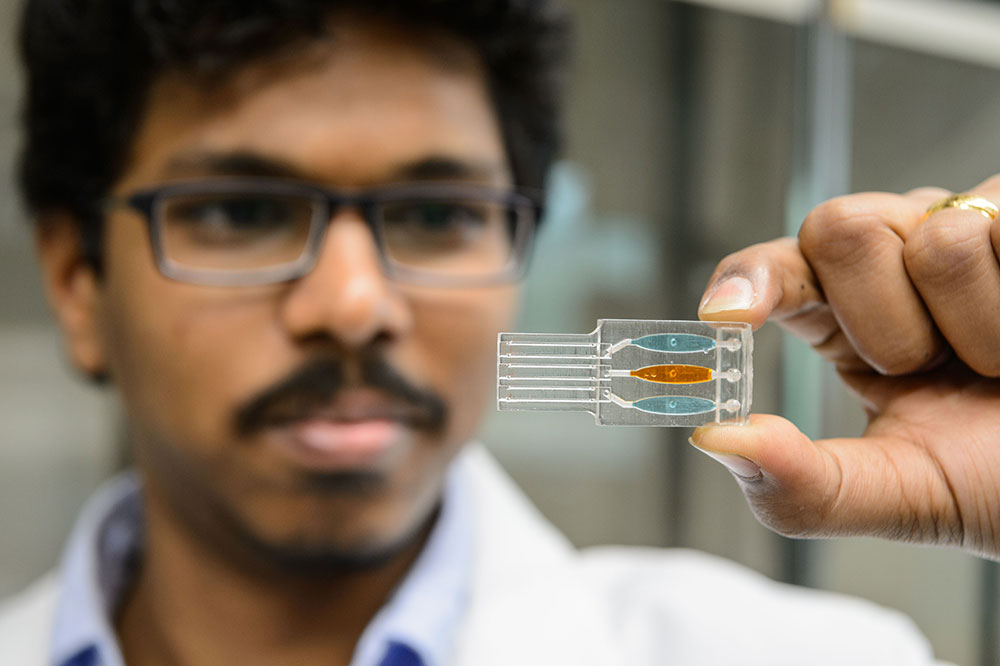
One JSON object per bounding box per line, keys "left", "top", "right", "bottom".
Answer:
{"left": 3, "top": 0, "right": 1000, "bottom": 663}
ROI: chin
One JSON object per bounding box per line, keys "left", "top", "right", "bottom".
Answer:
{"left": 223, "top": 487, "right": 440, "bottom": 576}
{"left": 248, "top": 532, "right": 424, "bottom": 574}
{"left": 150, "top": 434, "right": 449, "bottom": 575}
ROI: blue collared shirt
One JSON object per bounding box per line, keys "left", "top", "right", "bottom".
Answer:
{"left": 50, "top": 456, "right": 475, "bottom": 666}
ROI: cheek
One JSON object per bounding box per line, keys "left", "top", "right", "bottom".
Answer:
{"left": 99, "top": 234, "right": 284, "bottom": 452}
{"left": 407, "top": 287, "right": 518, "bottom": 441}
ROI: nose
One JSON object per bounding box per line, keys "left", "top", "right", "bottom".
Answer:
{"left": 280, "top": 211, "right": 411, "bottom": 349}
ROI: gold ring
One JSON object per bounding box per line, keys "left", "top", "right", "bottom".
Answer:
{"left": 922, "top": 193, "right": 999, "bottom": 222}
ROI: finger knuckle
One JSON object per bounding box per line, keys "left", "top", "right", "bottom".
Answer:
{"left": 903, "top": 218, "right": 987, "bottom": 284}
{"left": 799, "top": 199, "right": 899, "bottom": 269}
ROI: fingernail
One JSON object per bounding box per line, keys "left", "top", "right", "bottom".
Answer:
{"left": 688, "top": 437, "right": 762, "bottom": 481}
{"left": 700, "top": 276, "right": 756, "bottom": 315}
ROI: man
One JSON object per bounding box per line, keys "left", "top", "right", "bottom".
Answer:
{"left": 0, "top": 0, "right": 994, "bottom": 663}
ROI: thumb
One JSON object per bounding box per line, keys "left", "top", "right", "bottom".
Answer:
{"left": 689, "top": 414, "right": 961, "bottom": 544}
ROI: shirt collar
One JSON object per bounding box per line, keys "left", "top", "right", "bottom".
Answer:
{"left": 350, "top": 451, "right": 476, "bottom": 666}
{"left": 51, "top": 472, "right": 140, "bottom": 666}
{"left": 49, "top": 451, "right": 477, "bottom": 666}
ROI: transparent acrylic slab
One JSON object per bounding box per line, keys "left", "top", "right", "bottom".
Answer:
{"left": 497, "top": 319, "right": 752, "bottom": 427}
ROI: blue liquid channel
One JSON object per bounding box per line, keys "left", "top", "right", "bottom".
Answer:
{"left": 632, "top": 395, "right": 716, "bottom": 416}
{"left": 631, "top": 333, "right": 715, "bottom": 354}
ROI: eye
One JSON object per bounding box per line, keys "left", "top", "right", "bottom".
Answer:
{"left": 162, "top": 194, "right": 313, "bottom": 249}
{"left": 377, "top": 196, "right": 516, "bottom": 275}
{"left": 170, "top": 196, "right": 295, "bottom": 232}
{"left": 389, "top": 201, "right": 489, "bottom": 231}
{"left": 380, "top": 199, "right": 497, "bottom": 251}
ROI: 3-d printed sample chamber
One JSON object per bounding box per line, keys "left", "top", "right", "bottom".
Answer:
{"left": 497, "top": 319, "right": 753, "bottom": 427}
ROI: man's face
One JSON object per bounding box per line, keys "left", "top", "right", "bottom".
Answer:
{"left": 77, "top": 17, "right": 518, "bottom": 565}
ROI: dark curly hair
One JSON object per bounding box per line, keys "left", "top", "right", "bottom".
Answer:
{"left": 18, "top": 0, "right": 570, "bottom": 265}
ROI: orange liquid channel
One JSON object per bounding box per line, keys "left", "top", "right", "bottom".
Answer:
{"left": 629, "top": 364, "right": 713, "bottom": 384}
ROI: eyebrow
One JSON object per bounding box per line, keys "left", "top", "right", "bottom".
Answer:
{"left": 161, "top": 150, "right": 507, "bottom": 184}
{"left": 392, "top": 156, "right": 503, "bottom": 182}
{"left": 163, "top": 151, "right": 310, "bottom": 180}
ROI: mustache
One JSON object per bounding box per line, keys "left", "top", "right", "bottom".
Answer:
{"left": 233, "top": 356, "right": 448, "bottom": 437}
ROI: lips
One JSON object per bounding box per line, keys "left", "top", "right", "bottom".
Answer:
{"left": 283, "top": 418, "right": 403, "bottom": 469}
{"left": 263, "top": 390, "right": 418, "bottom": 470}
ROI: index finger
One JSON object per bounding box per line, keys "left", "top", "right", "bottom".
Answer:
{"left": 698, "top": 237, "right": 835, "bottom": 345}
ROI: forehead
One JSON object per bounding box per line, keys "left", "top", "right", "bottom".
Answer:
{"left": 117, "top": 14, "right": 507, "bottom": 190}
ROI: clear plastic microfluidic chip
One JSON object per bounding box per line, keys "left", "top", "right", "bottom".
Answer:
{"left": 497, "top": 319, "right": 752, "bottom": 427}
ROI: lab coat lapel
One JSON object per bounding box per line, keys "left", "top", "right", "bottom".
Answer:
{"left": 452, "top": 446, "right": 624, "bottom": 666}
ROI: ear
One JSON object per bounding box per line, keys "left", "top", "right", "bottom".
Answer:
{"left": 35, "top": 213, "right": 108, "bottom": 380}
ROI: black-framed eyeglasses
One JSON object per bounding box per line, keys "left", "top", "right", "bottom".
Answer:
{"left": 105, "top": 179, "right": 541, "bottom": 287}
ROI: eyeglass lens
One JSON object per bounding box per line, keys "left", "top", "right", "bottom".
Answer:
{"left": 159, "top": 193, "right": 316, "bottom": 271}
{"left": 156, "top": 190, "right": 524, "bottom": 281}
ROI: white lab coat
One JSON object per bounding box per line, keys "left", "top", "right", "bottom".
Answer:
{"left": 0, "top": 446, "right": 949, "bottom": 665}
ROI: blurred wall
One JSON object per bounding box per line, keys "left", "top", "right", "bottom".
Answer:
{"left": 0, "top": 0, "right": 120, "bottom": 595}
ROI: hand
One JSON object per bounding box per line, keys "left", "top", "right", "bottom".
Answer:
{"left": 692, "top": 175, "right": 1000, "bottom": 560}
